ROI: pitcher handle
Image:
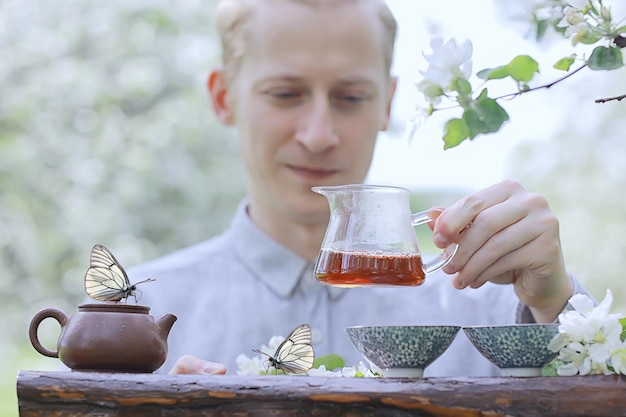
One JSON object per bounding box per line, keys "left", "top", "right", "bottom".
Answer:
{"left": 411, "top": 208, "right": 458, "bottom": 274}
{"left": 28, "top": 308, "right": 68, "bottom": 358}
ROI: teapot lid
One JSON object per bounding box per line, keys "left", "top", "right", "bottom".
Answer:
{"left": 78, "top": 303, "right": 150, "bottom": 314}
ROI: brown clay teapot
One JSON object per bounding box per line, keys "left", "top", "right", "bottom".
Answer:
{"left": 29, "top": 303, "right": 177, "bottom": 373}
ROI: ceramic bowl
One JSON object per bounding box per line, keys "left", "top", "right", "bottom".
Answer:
{"left": 345, "top": 325, "right": 461, "bottom": 377}
{"left": 463, "top": 323, "right": 559, "bottom": 377}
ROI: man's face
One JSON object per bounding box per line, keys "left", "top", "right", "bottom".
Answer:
{"left": 225, "top": 0, "right": 395, "bottom": 225}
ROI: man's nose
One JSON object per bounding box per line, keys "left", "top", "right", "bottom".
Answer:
{"left": 295, "top": 98, "right": 339, "bottom": 152}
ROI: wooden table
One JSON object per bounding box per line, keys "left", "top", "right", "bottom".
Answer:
{"left": 16, "top": 370, "right": 626, "bottom": 416}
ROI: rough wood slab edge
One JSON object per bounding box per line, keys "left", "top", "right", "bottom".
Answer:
{"left": 17, "top": 370, "right": 626, "bottom": 417}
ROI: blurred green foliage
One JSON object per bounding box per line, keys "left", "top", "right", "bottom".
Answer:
{"left": 0, "top": 0, "right": 247, "bottom": 311}
{"left": 3, "top": 0, "right": 626, "bottom": 415}
{"left": 1, "top": 0, "right": 245, "bottom": 414}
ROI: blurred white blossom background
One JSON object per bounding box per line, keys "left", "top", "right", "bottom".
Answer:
{"left": 0, "top": 1, "right": 244, "bottom": 413}
{"left": 2, "top": 0, "right": 626, "bottom": 415}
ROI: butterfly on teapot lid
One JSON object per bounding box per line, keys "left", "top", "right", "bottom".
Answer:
{"left": 84, "top": 244, "right": 154, "bottom": 303}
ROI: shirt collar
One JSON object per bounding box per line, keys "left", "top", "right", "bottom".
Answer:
{"left": 228, "top": 200, "right": 346, "bottom": 300}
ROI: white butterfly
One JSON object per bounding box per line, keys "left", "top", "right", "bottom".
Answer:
{"left": 84, "top": 244, "right": 154, "bottom": 303}
{"left": 254, "top": 324, "right": 315, "bottom": 374}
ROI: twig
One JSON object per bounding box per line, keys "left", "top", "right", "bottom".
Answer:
{"left": 430, "top": 63, "right": 589, "bottom": 114}
{"left": 595, "top": 93, "right": 626, "bottom": 103}
{"left": 496, "top": 63, "right": 588, "bottom": 101}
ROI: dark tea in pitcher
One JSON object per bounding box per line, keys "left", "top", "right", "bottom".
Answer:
{"left": 315, "top": 249, "right": 425, "bottom": 287}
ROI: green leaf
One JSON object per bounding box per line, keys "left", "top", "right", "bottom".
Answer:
{"left": 541, "top": 359, "right": 561, "bottom": 376}
{"left": 477, "top": 55, "right": 539, "bottom": 83}
{"left": 417, "top": 80, "right": 444, "bottom": 99}
{"left": 313, "top": 353, "right": 345, "bottom": 370}
{"left": 462, "top": 89, "right": 509, "bottom": 139}
{"left": 587, "top": 45, "right": 624, "bottom": 70}
{"left": 620, "top": 317, "right": 626, "bottom": 342}
{"left": 476, "top": 68, "right": 490, "bottom": 79}
{"left": 554, "top": 55, "right": 577, "bottom": 71}
{"left": 477, "top": 65, "right": 510, "bottom": 80}
{"left": 506, "top": 55, "right": 540, "bottom": 83}
{"left": 452, "top": 77, "right": 472, "bottom": 96}
{"left": 442, "top": 118, "right": 469, "bottom": 149}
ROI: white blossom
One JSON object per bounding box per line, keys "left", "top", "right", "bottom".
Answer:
{"left": 264, "top": 335, "right": 286, "bottom": 356}
{"left": 307, "top": 365, "right": 343, "bottom": 377}
{"left": 556, "top": 3, "right": 597, "bottom": 44}
{"left": 535, "top": 5, "right": 563, "bottom": 21}
{"left": 340, "top": 361, "right": 381, "bottom": 378}
{"left": 235, "top": 353, "right": 266, "bottom": 375}
{"left": 566, "top": 0, "right": 591, "bottom": 11}
{"left": 560, "top": 5, "right": 586, "bottom": 25}
{"left": 549, "top": 289, "right": 625, "bottom": 376}
{"left": 238, "top": 335, "right": 380, "bottom": 377}
{"left": 403, "top": 104, "right": 430, "bottom": 143}
{"left": 236, "top": 334, "right": 286, "bottom": 375}
{"left": 305, "top": 361, "right": 381, "bottom": 377}
{"left": 418, "top": 37, "right": 473, "bottom": 92}
{"left": 610, "top": 342, "right": 626, "bottom": 374}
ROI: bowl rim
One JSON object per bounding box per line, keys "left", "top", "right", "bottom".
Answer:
{"left": 345, "top": 324, "right": 461, "bottom": 331}
{"left": 462, "top": 323, "right": 559, "bottom": 330}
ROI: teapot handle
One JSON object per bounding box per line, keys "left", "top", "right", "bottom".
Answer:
{"left": 411, "top": 208, "right": 458, "bottom": 274}
{"left": 28, "top": 308, "right": 68, "bottom": 358}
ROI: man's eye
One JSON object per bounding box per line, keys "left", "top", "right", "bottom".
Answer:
{"left": 342, "top": 95, "right": 364, "bottom": 103}
{"left": 333, "top": 93, "right": 366, "bottom": 106}
{"left": 270, "top": 91, "right": 300, "bottom": 100}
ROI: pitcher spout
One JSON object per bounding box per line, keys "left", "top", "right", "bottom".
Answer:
{"left": 311, "top": 184, "right": 363, "bottom": 210}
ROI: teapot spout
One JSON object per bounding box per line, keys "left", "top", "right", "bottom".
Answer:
{"left": 157, "top": 313, "right": 177, "bottom": 338}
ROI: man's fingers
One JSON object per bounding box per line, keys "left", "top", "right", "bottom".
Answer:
{"left": 169, "top": 355, "right": 227, "bottom": 375}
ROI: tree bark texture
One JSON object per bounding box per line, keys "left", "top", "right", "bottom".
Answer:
{"left": 16, "top": 370, "right": 626, "bottom": 417}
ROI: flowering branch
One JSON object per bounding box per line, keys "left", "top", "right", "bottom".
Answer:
{"left": 495, "top": 63, "right": 588, "bottom": 101}
{"left": 410, "top": 0, "right": 626, "bottom": 149}
{"left": 543, "top": 289, "right": 626, "bottom": 376}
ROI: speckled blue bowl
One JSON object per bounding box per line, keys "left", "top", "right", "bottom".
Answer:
{"left": 345, "top": 325, "right": 461, "bottom": 377}
{"left": 463, "top": 324, "right": 559, "bottom": 377}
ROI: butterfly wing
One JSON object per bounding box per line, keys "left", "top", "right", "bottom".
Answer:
{"left": 272, "top": 324, "right": 315, "bottom": 374}
{"left": 85, "top": 244, "right": 132, "bottom": 302}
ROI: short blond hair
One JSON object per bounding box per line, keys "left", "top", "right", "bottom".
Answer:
{"left": 214, "top": 0, "right": 397, "bottom": 81}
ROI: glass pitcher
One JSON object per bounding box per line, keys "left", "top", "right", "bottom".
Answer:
{"left": 312, "top": 184, "right": 458, "bottom": 287}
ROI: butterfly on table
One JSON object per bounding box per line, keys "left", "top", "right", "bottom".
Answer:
{"left": 84, "top": 244, "right": 155, "bottom": 303}
{"left": 253, "top": 324, "right": 315, "bottom": 375}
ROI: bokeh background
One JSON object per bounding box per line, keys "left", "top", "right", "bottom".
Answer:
{"left": 2, "top": 0, "right": 626, "bottom": 415}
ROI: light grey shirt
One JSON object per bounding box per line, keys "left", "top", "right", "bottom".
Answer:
{"left": 130, "top": 201, "right": 579, "bottom": 376}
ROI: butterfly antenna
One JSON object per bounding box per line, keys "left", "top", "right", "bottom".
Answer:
{"left": 252, "top": 349, "right": 273, "bottom": 374}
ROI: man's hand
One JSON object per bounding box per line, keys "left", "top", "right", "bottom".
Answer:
{"left": 168, "top": 355, "right": 227, "bottom": 375}
{"left": 432, "top": 180, "right": 573, "bottom": 323}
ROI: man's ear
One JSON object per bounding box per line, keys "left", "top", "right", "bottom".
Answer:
{"left": 381, "top": 76, "right": 398, "bottom": 131}
{"left": 207, "top": 69, "right": 235, "bottom": 125}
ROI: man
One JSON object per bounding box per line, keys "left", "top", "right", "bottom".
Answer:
{"left": 131, "top": 0, "right": 582, "bottom": 376}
